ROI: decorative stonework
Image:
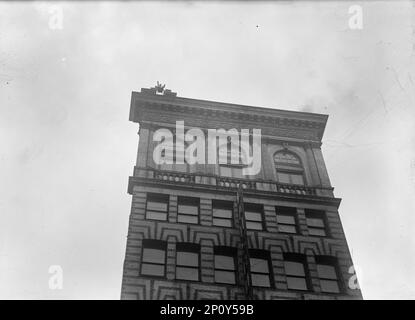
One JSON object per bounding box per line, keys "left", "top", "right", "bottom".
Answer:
{"left": 129, "top": 89, "right": 328, "bottom": 142}
{"left": 121, "top": 87, "right": 362, "bottom": 300}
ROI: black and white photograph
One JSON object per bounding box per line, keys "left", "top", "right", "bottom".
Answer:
{"left": 1, "top": 0, "right": 414, "bottom": 303}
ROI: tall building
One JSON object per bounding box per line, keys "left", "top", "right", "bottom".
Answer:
{"left": 121, "top": 85, "right": 362, "bottom": 300}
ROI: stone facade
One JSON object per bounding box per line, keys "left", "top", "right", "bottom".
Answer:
{"left": 121, "top": 86, "right": 362, "bottom": 300}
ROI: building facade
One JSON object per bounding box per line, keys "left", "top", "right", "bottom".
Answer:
{"left": 120, "top": 85, "right": 362, "bottom": 300}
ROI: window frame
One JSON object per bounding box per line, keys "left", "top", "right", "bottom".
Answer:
{"left": 212, "top": 200, "right": 234, "bottom": 228}
{"left": 305, "top": 209, "right": 330, "bottom": 237}
{"left": 158, "top": 135, "right": 191, "bottom": 173}
{"left": 283, "top": 253, "right": 311, "bottom": 291}
{"left": 249, "top": 249, "right": 274, "bottom": 288}
{"left": 243, "top": 203, "right": 264, "bottom": 231}
{"left": 140, "top": 239, "right": 167, "bottom": 278}
{"left": 145, "top": 193, "right": 169, "bottom": 221}
{"left": 275, "top": 206, "right": 298, "bottom": 234}
{"left": 276, "top": 170, "right": 305, "bottom": 185}
{"left": 219, "top": 164, "right": 245, "bottom": 178}
{"left": 217, "top": 138, "right": 251, "bottom": 178}
{"left": 315, "top": 256, "right": 343, "bottom": 294}
{"left": 274, "top": 151, "right": 306, "bottom": 186}
{"left": 177, "top": 196, "right": 200, "bottom": 225}
{"left": 213, "top": 246, "right": 238, "bottom": 285}
{"left": 175, "top": 243, "right": 200, "bottom": 282}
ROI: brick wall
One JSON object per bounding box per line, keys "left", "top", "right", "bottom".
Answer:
{"left": 121, "top": 187, "right": 362, "bottom": 300}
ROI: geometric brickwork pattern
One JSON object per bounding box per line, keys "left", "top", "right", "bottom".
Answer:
{"left": 121, "top": 87, "right": 363, "bottom": 300}
{"left": 121, "top": 187, "right": 362, "bottom": 300}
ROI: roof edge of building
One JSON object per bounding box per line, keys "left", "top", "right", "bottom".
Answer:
{"left": 130, "top": 87, "right": 329, "bottom": 141}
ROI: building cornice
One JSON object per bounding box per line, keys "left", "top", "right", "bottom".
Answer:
{"left": 130, "top": 88, "right": 328, "bottom": 142}
{"left": 128, "top": 176, "right": 341, "bottom": 208}
{"left": 139, "top": 120, "right": 323, "bottom": 148}
{"left": 128, "top": 167, "right": 340, "bottom": 208}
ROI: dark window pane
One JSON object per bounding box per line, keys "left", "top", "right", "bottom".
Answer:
{"left": 284, "top": 261, "right": 305, "bottom": 277}
{"left": 251, "top": 274, "right": 271, "bottom": 287}
{"left": 307, "top": 218, "right": 325, "bottom": 228}
{"left": 218, "top": 146, "right": 227, "bottom": 158}
{"left": 178, "top": 215, "right": 198, "bottom": 224}
{"left": 177, "top": 251, "right": 199, "bottom": 267}
{"left": 176, "top": 266, "right": 199, "bottom": 281}
{"left": 141, "top": 263, "right": 164, "bottom": 276}
{"left": 286, "top": 276, "right": 308, "bottom": 291}
{"left": 246, "top": 221, "right": 263, "bottom": 230}
{"left": 317, "top": 264, "right": 337, "bottom": 280}
{"left": 142, "top": 248, "right": 165, "bottom": 264}
{"left": 277, "top": 172, "right": 290, "bottom": 184}
{"left": 174, "top": 164, "right": 187, "bottom": 172}
{"left": 178, "top": 205, "right": 198, "bottom": 215}
{"left": 213, "top": 208, "right": 232, "bottom": 218}
{"left": 276, "top": 215, "right": 295, "bottom": 225}
{"left": 146, "top": 211, "right": 167, "bottom": 221}
{"left": 308, "top": 228, "right": 326, "bottom": 237}
{"left": 160, "top": 163, "right": 173, "bottom": 171}
{"left": 320, "top": 280, "right": 340, "bottom": 293}
{"left": 220, "top": 166, "right": 232, "bottom": 177}
{"left": 215, "top": 270, "right": 236, "bottom": 284}
{"left": 245, "top": 211, "right": 262, "bottom": 222}
{"left": 213, "top": 218, "right": 232, "bottom": 227}
{"left": 215, "top": 255, "right": 235, "bottom": 270}
{"left": 233, "top": 167, "right": 243, "bottom": 178}
{"left": 278, "top": 225, "right": 297, "bottom": 234}
{"left": 291, "top": 174, "right": 304, "bottom": 185}
{"left": 147, "top": 201, "right": 167, "bottom": 211}
{"left": 250, "top": 258, "right": 269, "bottom": 273}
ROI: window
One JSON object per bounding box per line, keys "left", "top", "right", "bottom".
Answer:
{"left": 159, "top": 139, "right": 174, "bottom": 171}
{"left": 177, "top": 197, "right": 199, "bottom": 224}
{"left": 274, "top": 151, "right": 305, "bottom": 185}
{"left": 219, "top": 165, "right": 232, "bottom": 177}
{"left": 214, "top": 247, "right": 237, "bottom": 284}
{"left": 305, "top": 209, "right": 329, "bottom": 237}
{"left": 316, "top": 256, "right": 342, "bottom": 293}
{"left": 283, "top": 253, "right": 310, "bottom": 291}
{"left": 159, "top": 137, "right": 189, "bottom": 173}
{"left": 145, "top": 193, "right": 169, "bottom": 221}
{"left": 218, "top": 138, "right": 250, "bottom": 178}
{"left": 244, "top": 203, "right": 264, "bottom": 231}
{"left": 249, "top": 250, "right": 273, "bottom": 288}
{"left": 212, "top": 200, "right": 233, "bottom": 227}
{"left": 276, "top": 206, "right": 297, "bottom": 234}
{"left": 277, "top": 172, "right": 304, "bottom": 185}
{"left": 218, "top": 138, "right": 243, "bottom": 164}
{"left": 141, "top": 240, "right": 167, "bottom": 277}
{"left": 219, "top": 165, "right": 244, "bottom": 178}
{"left": 176, "top": 243, "right": 200, "bottom": 281}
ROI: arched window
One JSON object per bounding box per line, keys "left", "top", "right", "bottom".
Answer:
{"left": 274, "top": 151, "right": 305, "bottom": 185}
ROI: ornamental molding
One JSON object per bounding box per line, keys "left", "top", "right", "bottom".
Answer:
{"left": 130, "top": 90, "right": 328, "bottom": 141}
{"left": 139, "top": 120, "right": 322, "bottom": 147}
{"left": 127, "top": 176, "right": 340, "bottom": 208}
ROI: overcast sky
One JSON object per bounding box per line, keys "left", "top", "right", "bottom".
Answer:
{"left": 1, "top": 1, "right": 414, "bottom": 299}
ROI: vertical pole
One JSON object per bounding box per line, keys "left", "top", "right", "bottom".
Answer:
{"left": 236, "top": 184, "right": 254, "bottom": 300}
